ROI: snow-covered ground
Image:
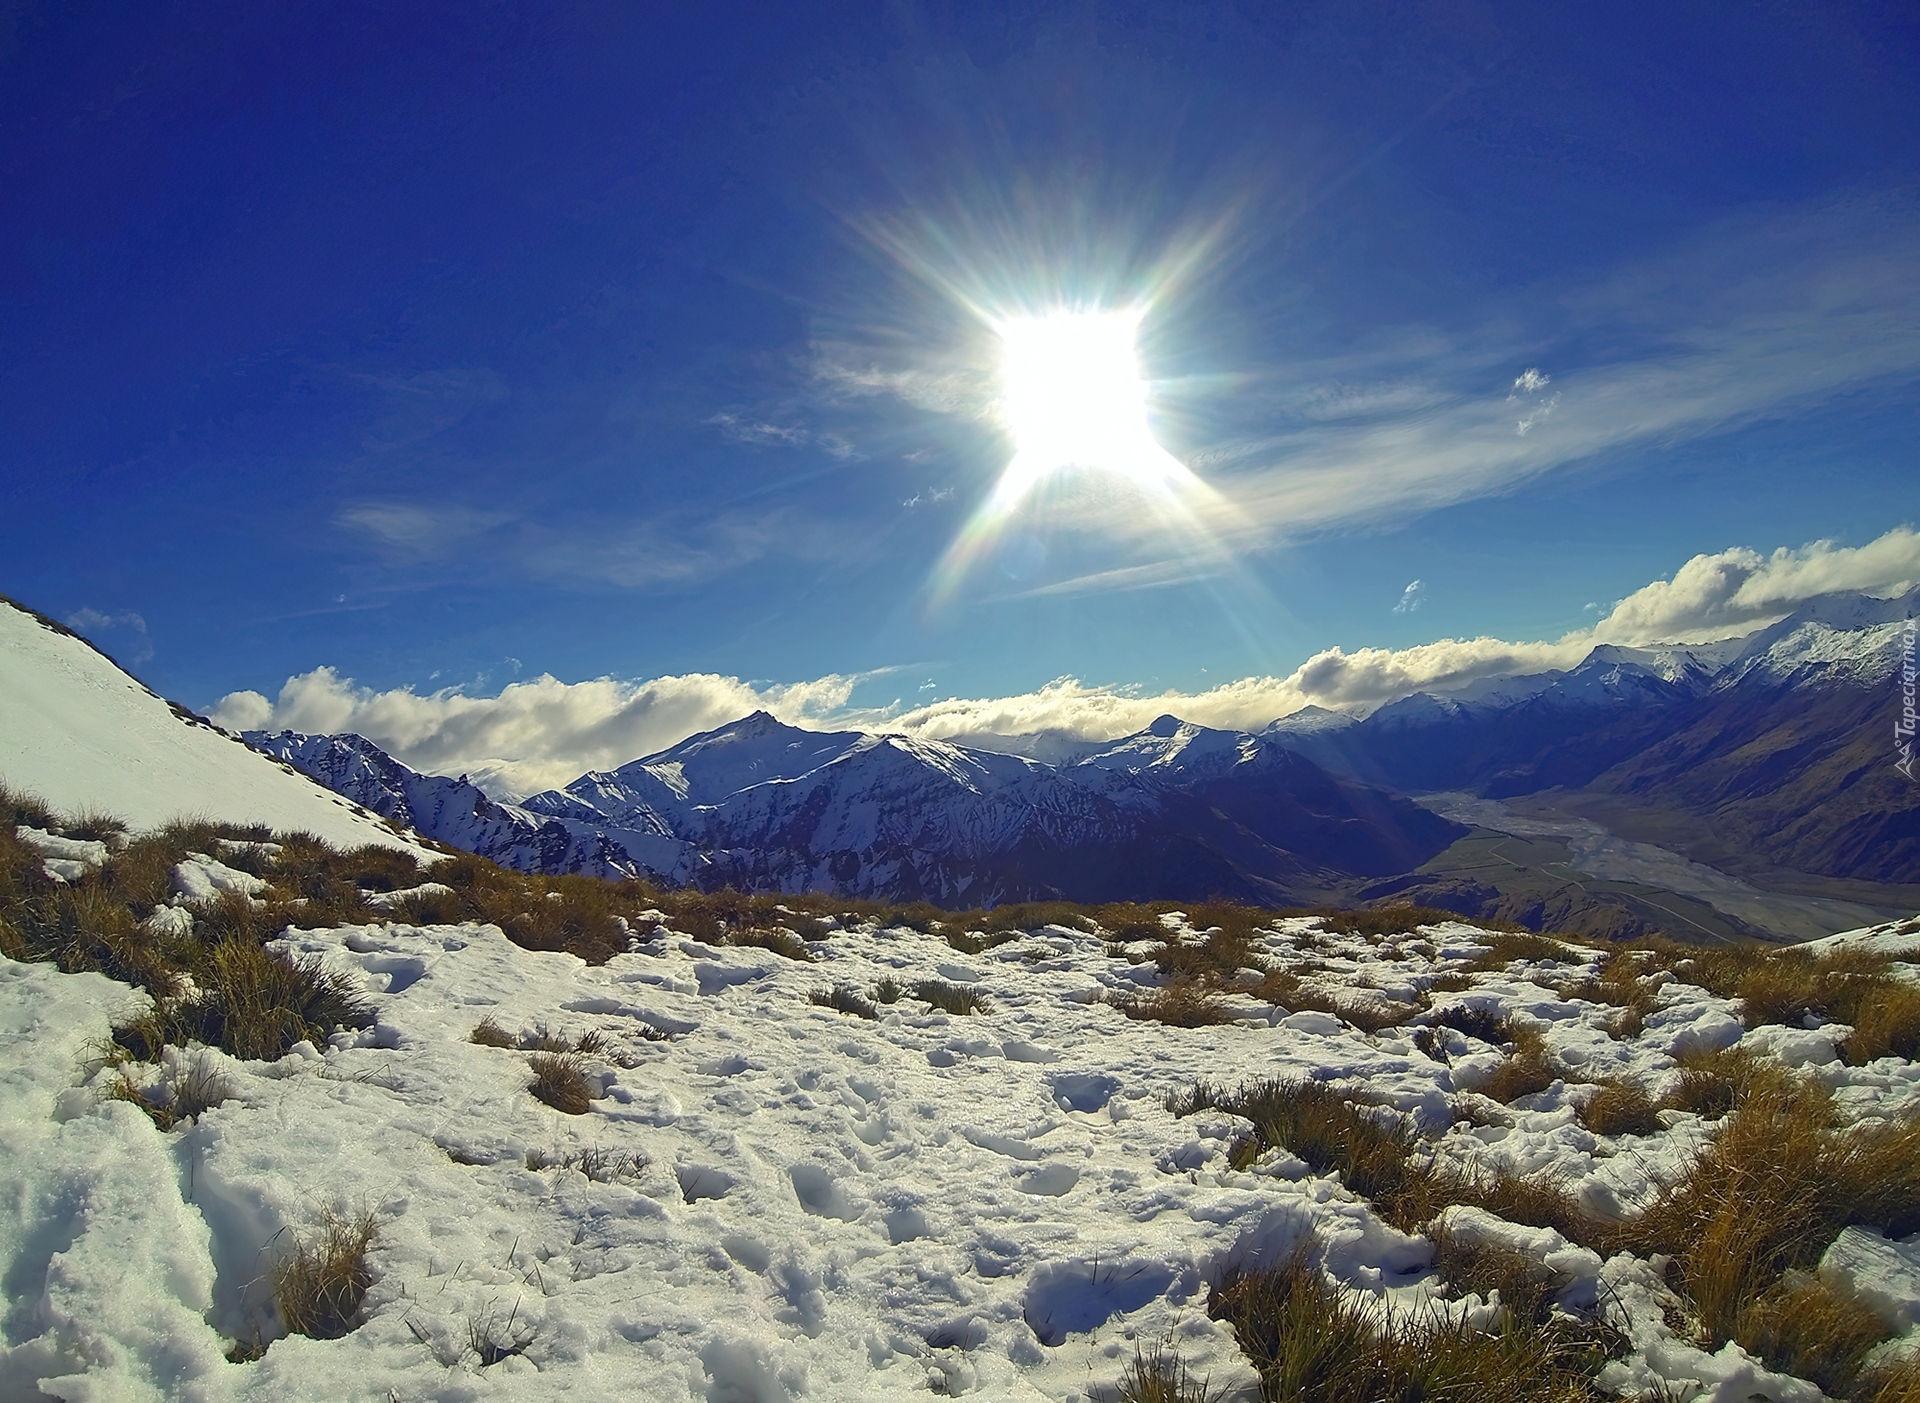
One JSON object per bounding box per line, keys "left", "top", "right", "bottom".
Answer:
{"left": 0, "top": 601, "right": 432, "bottom": 858}
{"left": 8, "top": 900, "right": 1920, "bottom": 1402}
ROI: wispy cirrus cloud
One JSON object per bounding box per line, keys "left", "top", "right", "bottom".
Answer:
{"left": 339, "top": 498, "right": 843, "bottom": 590}
{"left": 815, "top": 193, "right": 1920, "bottom": 569}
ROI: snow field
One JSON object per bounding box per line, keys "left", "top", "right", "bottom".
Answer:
{"left": 5, "top": 910, "right": 1920, "bottom": 1401}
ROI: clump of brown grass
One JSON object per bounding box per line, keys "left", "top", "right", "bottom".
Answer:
{"left": 1733, "top": 1272, "right": 1892, "bottom": 1398}
{"left": 525, "top": 1145, "right": 650, "bottom": 1182}
{"left": 514, "top": 1022, "right": 608, "bottom": 1055}
{"left": 1424, "top": 1003, "right": 1507, "bottom": 1044}
{"left": 943, "top": 926, "right": 1027, "bottom": 956}
{"left": 1669, "top": 943, "right": 1920, "bottom": 1065}
{"left": 1088, "top": 901, "right": 1177, "bottom": 943}
{"left": 1565, "top": 949, "right": 1661, "bottom": 1039}
{"left": 470, "top": 1016, "right": 516, "bottom": 1048}
{"left": 1464, "top": 931, "right": 1587, "bottom": 973}
{"left": 527, "top": 1050, "right": 592, "bottom": 1114}
{"left": 1621, "top": 1075, "right": 1920, "bottom": 1354}
{"left": 1172, "top": 1076, "right": 1610, "bottom": 1245}
{"left": 1660, "top": 1045, "right": 1793, "bottom": 1119}
{"left": 871, "top": 976, "right": 904, "bottom": 1004}
{"left": 1857, "top": 1356, "right": 1920, "bottom": 1403}
{"left": 1479, "top": 1020, "right": 1558, "bottom": 1105}
{"left": 1577, "top": 1080, "right": 1662, "bottom": 1137}
{"left": 1320, "top": 904, "right": 1478, "bottom": 939}
{"left": 1105, "top": 1343, "right": 1215, "bottom": 1402}
{"left": 913, "top": 979, "right": 990, "bottom": 1015}
{"left": 1110, "top": 979, "right": 1238, "bottom": 1028}
{"left": 62, "top": 807, "right": 128, "bottom": 845}
{"left": 115, "top": 943, "right": 373, "bottom": 1062}
{"left": 0, "top": 781, "right": 60, "bottom": 830}
{"left": 272, "top": 1210, "right": 376, "bottom": 1339}
{"left": 809, "top": 983, "right": 878, "bottom": 1020}
{"left": 1209, "top": 1240, "right": 1621, "bottom": 1402}
{"left": 1175, "top": 1078, "right": 1427, "bottom": 1215}
{"left": 1252, "top": 969, "right": 1412, "bottom": 1033}
{"left": 1430, "top": 1222, "right": 1568, "bottom": 1327}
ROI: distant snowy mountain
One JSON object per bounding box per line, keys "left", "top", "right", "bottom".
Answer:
{"left": 263, "top": 709, "right": 1464, "bottom": 906}
{"left": 1268, "top": 586, "right": 1920, "bottom": 886}
{"left": 242, "top": 731, "right": 652, "bottom": 879}
{"left": 0, "top": 597, "right": 429, "bottom": 856}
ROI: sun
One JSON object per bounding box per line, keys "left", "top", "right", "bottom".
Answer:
{"left": 987, "top": 309, "right": 1188, "bottom": 511}
{"left": 922, "top": 300, "right": 1227, "bottom": 611}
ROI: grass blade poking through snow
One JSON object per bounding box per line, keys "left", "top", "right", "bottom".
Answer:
{"left": 272, "top": 1210, "right": 377, "bottom": 1340}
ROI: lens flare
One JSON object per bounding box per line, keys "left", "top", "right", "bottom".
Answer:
{"left": 989, "top": 309, "right": 1189, "bottom": 510}
{"left": 925, "top": 303, "right": 1225, "bottom": 609}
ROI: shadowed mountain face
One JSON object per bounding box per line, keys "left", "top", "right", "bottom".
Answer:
{"left": 254, "top": 711, "right": 1465, "bottom": 906}
{"left": 1271, "top": 589, "right": 1920, "bottom": 889}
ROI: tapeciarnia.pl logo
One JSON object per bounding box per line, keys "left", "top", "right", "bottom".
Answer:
{"left": 1899, "top": 618, "right": 1917, "bottom": 780}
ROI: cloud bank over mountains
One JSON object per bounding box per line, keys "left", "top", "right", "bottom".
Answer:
{"left": 212, "top": 528, "right": 1920, "bottom": 797}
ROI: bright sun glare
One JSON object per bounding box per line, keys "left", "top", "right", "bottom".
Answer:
{"left": 988, "top": 310, "right": 1187, "bottom": 511}
{"left": 922, "top": 301, "right": 1226, "bottom": 611}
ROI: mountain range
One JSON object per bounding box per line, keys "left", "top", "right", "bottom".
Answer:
{"left": 245, "top": 585, "right": 1919, "bottom": 935}
{"left": 248, "top": 713, "right": 1465, "bottom": 907}
{"left": 1272, "top": 587, "right": 1920, "bottom": 895}
{"left": 7, "top": 582, "right": 1912, "bottom": 936}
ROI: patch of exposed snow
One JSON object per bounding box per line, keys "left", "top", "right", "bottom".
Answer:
{"left": 171, "top": 852, "right": 270, "bottom": 903}
{"left": 15, "top": 825, "right": 110, "bottom": 882}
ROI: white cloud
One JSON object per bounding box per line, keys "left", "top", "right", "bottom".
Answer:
{"left": 1392, "top": 579, "right": 1425, "bottom": 614}
{"left": 1508, "top": 368, "right": 1551, "bottom": 398}
{"left": 1590, "top": 527, "right": 1920, "bottom": 644}
{"left": 216, "top": 527, "right": 1920, "bottom": 791}
{"left": 213, "top": 667, "right": 861, "bottom": 799}
{"left": 1513, "top": 392, "right": 1558, "bottom": 437}
{"left": 65, "top": 608, "right": 153, "bottom": 666}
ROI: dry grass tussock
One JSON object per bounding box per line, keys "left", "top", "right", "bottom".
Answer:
{"left": 1179, "top": 1060, "right": 1920, "bottom": 1393}
{"left": 1110, "top": 978, "right": 1239, "bottom": 1028}
{"left": 913, "top": 978, "right": 990, "bottom": 1015}
{"left": 527, "top": 1050, "right": 593, "bottom": 1115}
{"left": 1173, "top": 1076, "right": 1610, "bottom": 1247}
{"left": 524, "top": 1144, "right": 649, "bottom": 1181}
{"left": 1479, "top": 1020, "right": 1560, "bottom": 1105}
{"left": 105, "top": 1053, "right": 231, "bottom": 1130}
{"left": 470, "top": 1016, "right": 609, "bottom": 1055}
{"left": 1103, "top": 1344, "right": 1216, "bottom": 1403}
{"left": 810, "top": 983, "right": 878, "bottom": 1020}
{"left": 1653, "top": 939, "right": 1920, "bottom": 1065}
{"left": 1210, "top": 1240, "right": 1621, "bottom": 1403}
{"left": 1576, "top": 1080, "right": 1662, "bottom": 1137}
{"left": 272, "top": 1209, "right": 376, "bottom": 1339}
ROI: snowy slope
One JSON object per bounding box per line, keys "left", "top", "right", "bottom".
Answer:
{"left": 1719, "top": 585, "right": 1918, "bottom": 688}
{"left": 0, "top": 600, "right": 428, "bottom": 856}
{"left": 245, "top": 730, "right": 681, "bottom": 879}
{"left": 9, "top": 904, "right": 1920, "bottom": 1400}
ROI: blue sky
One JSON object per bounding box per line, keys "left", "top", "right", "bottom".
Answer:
{"left": 4, "top": 2, "right": 1919, "bottom": 785}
